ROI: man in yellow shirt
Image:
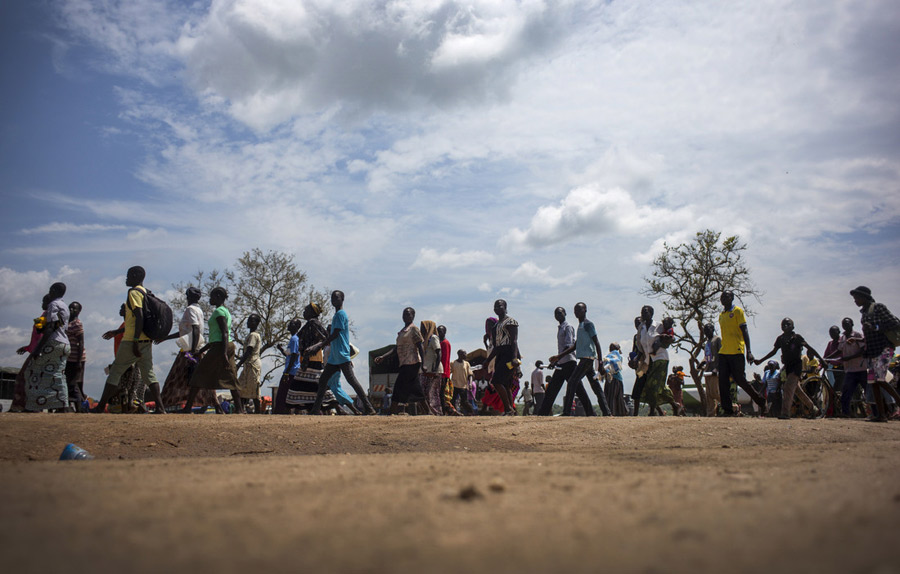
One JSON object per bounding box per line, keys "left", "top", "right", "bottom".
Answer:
{"left": 717, "top": 290, "right": 767, "bottom": 417}
{"left": 91, "top": 266, "right": 166, "bottom": 413}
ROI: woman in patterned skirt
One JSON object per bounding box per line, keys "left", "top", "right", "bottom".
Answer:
{"left": 160, "top": 287, "right": 222, "bottom": 413}
{"left": 25, "top": 283, "right": 70, "bottom": 412}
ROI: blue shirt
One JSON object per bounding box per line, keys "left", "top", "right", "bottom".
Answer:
{"left": 284, "top": 334, "right": 300, "bottom": 375}
{"left": 575, "top": 319, "right": 598, "bottom": 359}
{"left": 328, "top": 309, "right": 351, "bottom": 365}
{"left": 556, "top": 322, "right": 576, "bottom": 364}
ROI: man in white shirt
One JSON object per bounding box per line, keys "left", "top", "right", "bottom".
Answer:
{"left": 530, "top": 360, "right": 545, "bottom": 414}
{"left": 519, "top": 381, "right": 534, "bottom": 415}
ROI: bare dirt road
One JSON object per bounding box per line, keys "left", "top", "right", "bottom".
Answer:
{"left": 1, "top": 413, "right": 898, "bottom": 574}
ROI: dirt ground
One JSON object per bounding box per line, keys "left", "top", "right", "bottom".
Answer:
{"left": 1, "top": 413, "right": 899, "bottom": 574}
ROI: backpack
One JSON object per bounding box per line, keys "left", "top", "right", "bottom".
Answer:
{"left": 131, "top": 287, "right": 173, "bottom": 341}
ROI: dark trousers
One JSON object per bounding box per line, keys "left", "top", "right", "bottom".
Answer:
{"left": 452, "top": 387, "right": 474, "bottom": 415}
{"left": 631, "top": 372, "right": 648, "bottom": 416}
{"left": 537, "top": 361, "right": 577, "bottom": 416}
{"left": 841, "top": 370, "right": 867, "bottom": 415}
{"left": 312, "top": 361, "right": 373, "bottom": 414}
{"left": 534, "top": 392, "right": 545, "bottom": 414}
{"left": 717, "top": 354, "right": 765, "bottom": 414}
{"left": 562, "top": 358, "right": 611, "bottom": 416}
{"left": 64, "top": 361, "right": 85, "bottom": 412}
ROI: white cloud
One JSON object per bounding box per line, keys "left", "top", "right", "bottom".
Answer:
{"left": 502, "top": 185, "right": 692, "bottom": 251}
{"left": 512, "top": 261, "right": 585, "bottom": 287}
{"left": 497, "top": 287, "right": 521, "bottom": 298}
{"left": 0, "top": 326, "right": 30, "bottom": 342}
{"left": 165, "top": 0, "right": 587, "bottom": 130}
{"left": 412, "top": 248, "right": 494, "bottom": 271}
{"left": 0, "top": 267, "right": 80, "bottom": 308}
{"left": 126, "top": 227, "right": 168, "bottom": 241}
{"left": 21, "top": 222, "right": 128, "bottom": 234}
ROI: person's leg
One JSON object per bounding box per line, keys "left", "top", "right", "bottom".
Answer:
{"left": 310, "top": 363, "right": 342, "bottom": 415}
{"left": 718, "top": 356, "right": 735, "bottom": 415}
{"left": 561, "top": 379, "right": 577, "bottom": 415}
{"left": 841, "top": 371, "right": 862, "bottom": 415}
{"left": 731, "top": 357, "right": 765, "bottom": 414}
{"left": 869, "top": 381, "right": 887, "bottom": 421}
{"left": 65, "top": 362, "right": 82, "bottom": 412}
{"left": 832, "top": 370, "right": 845, "bottom": 396}
{"left": 705, "top": 374, "right": 720, "bottom": 417}
{"left": 230, "top": 390, "right": 245, "bottom": 413}
{"left": 92, "top": 344, "right": 138, "bottom": 412}
{"left": 574, "top": 380, "right": 595, "bottom": 416}
{"left": 327, "top": 371, "right": 353, "bottom": 407}
{"left": 563, "top": 360, "right": 591, "bottom": 415}
{"left": 337, "top": 361, "right": 376, "bottom": 414}
{"left": 272, "top": 373, "right": 292, "bottom": 414}
{"left": 631, "top": 372, "right": 647, "bottom": 416}
{"left": 585, "top": 363, "right": 611, "bottom": 416}
{"left": 645, "top": 361, "right": 662, "bottom": 415}
{"left": 390, "top": 368, "right": 410, "bottom": 416}
{"left": 495, "top": 383, "right": 514, "bottom": 414}
{"left": 453, "top": 388, "right": 466, "bottom": 414}
{"left": 133, "top": 341, "right": 165, "bottom": 413}
{"left": 561, "top": 378, "right": 577, "bottom": 415}
{"left": 780, "top": 373, "right": 799, "bottom": 419}
{"left": 539, "top": 369, "right": 565, "bottom": 416}
{"left": 180, "top": 387, "right": 200, "bottom": 413}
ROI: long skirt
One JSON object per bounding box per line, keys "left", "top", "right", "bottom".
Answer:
{"left": 25, "top": 340, "right": 70, "bottom": 411}
{"left": 645, "top": 359, "right": 674, "bottom": 410}
{"left": 442, "top": 377, "right": 456, "bottom": 414}
{"left": 11, "top": 356, "right": 32, "bottom": 412}
{"left": 190, "top": 342, "right": 240, "bottom": 390}
{"left": 604, "top": 375, "right": 628, "bottom": 416}
{"left": 482, "top": 379, "right": 521, "bottom": 413}
{"left": 238, "top": 360, "right": 261, "bottom": 399}
{"left": 161, "top": 351, "right": 219, "bottom": 408}
{"left": 420, "top": 372, "right": 444, "bottom": 415}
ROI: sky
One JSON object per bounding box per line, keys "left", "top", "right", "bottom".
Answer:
{"left": 1, "top": 0, "right": 899, "bottom": 402}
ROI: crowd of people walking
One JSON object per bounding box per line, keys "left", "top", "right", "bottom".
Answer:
{"left": 8, "top": 265, "right": 900, "bottom": 422}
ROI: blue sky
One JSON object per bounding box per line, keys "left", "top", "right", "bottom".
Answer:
{"left": 2, "top": 0, "right": 899, "bottom": 401}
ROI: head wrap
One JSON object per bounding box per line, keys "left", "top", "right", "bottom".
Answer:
{"left": 420, "top": 320, "right": 437, "bottom": 343}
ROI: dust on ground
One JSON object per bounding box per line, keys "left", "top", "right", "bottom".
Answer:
{"left": 2, "top": 413, "right": 898, "bottom": 574}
